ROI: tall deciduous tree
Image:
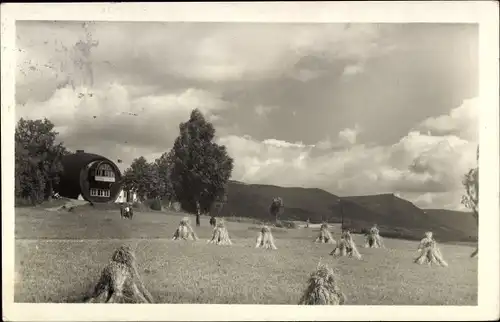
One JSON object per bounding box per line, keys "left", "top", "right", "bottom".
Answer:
{"left": 15, "top": 118, "right": 67, "bottom": 204}
{"left": 270, "top": 197, "right": 284, "bottom": 224}
{"left": 462, "top": 145, "right": 479, "bottom": 257}
{"left": 169, "top": 109, "right": 234, "bottom": 218}
{"left": 122, "top": 157, "right": 164, "bottom": 202}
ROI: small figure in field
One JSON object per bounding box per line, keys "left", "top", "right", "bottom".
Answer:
{"left": 364, "top": 224, "right": 385, "bottom": 248}
{"left": 196, "top": 202, "right": 201, "bottom": 227}
{"left": 299, "top": 263, "right": 346, "bottom": 305}
{"left": 196, "top": 201, "right": 201, "bottom": 227}
{"left": 120, "top": 203, "right": 133, "bottom": 220}
{"left": 314, "top": 223, "right": 335, "bottom": 244}
{"left": 255, "top": 225, "right": 277, "bottom": 250}
{"left": 306, "top": 218, "right": 310, "bottom": 228}
{"left": 208, "top": 219, "right": 232, "bottom": 245}
{"left": 172, "top": 217, "right": 198, "bottom": 241}
{"left": 209, "top": 216, "right": 216, "bottom": 228}
{"left": 84, "top": 245, "right": 154, "bottom": 303}
{"left": 414, "top": 231, "right": 448, "bottom": 267}
{"left": 330, "top": 229, "right": 362, "bottom": 260}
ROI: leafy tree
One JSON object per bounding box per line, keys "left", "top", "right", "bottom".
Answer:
{"left": 122, "top": 156, "right": 164, "bottom": 202}
{"left": 269, "top": 197, "right": 284, "bottom": 223}
{"left": 15, "top": 118, "right": 67, "bottom": 204}
{"left": 461, "top": 146, "right": 479, "bottom": 222}
{"left": 461, "top": 145, "right": 478, "bottom": 257}
{"left": 154, "top": 151, "right": 176, "bottom": 206}
{"left": 169, "top": 109, "right": 234, "bottom": 218}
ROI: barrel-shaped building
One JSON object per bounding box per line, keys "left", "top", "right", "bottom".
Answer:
{"left": 55, "top": 150, "right": 123, "bottom": 203}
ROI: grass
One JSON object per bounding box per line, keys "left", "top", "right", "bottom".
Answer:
{"left": 14, "top": 207, "right": 478, "bottom": 305}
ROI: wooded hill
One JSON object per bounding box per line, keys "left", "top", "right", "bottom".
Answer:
{"left": 216, "top": 181, "right": 477, "bottom": 243}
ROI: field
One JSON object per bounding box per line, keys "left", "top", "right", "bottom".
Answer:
{"left": 14, "top": 206, "right": 478, "bottom": 305}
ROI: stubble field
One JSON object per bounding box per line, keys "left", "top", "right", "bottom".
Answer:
{"left": 14, "top": 207, "right": 478, "bottom": 305}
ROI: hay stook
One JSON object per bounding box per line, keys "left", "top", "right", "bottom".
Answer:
{"left": 255, "top": 225, "right": 277, "bottom": 250}
{"left": 299, "top": 263, "right": 346, "bottom": 305}
{"left": 314, "top": 223, "right": 335, "bottom": 244}
{"left": 330, "top": 230, "right": 362, "bottom": 260}
{"left": 172, "top": 217, "right": 198, "bottom": 241}
{"left": 414, "top": 231, "right": 448, "bottom": 267}
{"left": 208, "top": 220, "right": 232, "bottom": 245}
{"left": 364, "top": 224, "right": 385, "bottom": 248}
{"left": 84, "top": 245, "right": 154, "bottom": 303}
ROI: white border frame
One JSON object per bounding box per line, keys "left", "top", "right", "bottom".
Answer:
{"left": 1, "top": 2, "right": 499, "bottom": 321}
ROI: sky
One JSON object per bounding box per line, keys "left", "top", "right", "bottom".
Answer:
{"left": 15, "top": 21, "right": 479, "bottom": 210}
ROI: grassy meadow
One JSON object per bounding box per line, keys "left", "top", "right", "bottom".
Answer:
{"left": 14, "top": 206, "right": 478, "bottom": 305}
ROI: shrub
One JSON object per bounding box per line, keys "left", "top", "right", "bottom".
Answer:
{"left": 15, "top": 198, "right": 36, "bottom": 207}
{"left": 150, "top": 199, "right": 162, "bottom": 211}
{"left": 274, "top": 220, "right": 297, "bottom": 229}
{"left": 172, "top": 202, "right": 182, "bottom": 212}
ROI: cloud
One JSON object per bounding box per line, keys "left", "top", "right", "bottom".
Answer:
{"left": 262, "top": 139, "right": 311, "bottom": 149}
{"left": 342, "top": 64, "right": 364, "bottom": 76}
{"left": 219, "top": 98, "right": 478, "bottom": 209}
{"left": 16, "top": 22, "right": 390, "bottom": 101}
{"left": 338, "top": 124, "right": 362, "bottom": 145}
{"left": 16, "top": 83, "right": 231, "bottom": 168}
{"left": 254, "top": 105, "right": 279, "bottom": 117}
{"left": 418, "top": 97, "right": 478, "bottom": 141}
{"left": 289, "top": 68, "right": 325, "bottom": 82}
{"left": 315, "top": 124, "right": 362, "bottom": 150}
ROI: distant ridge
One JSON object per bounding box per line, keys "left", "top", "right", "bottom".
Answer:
{"left": 228, "top": 180, "right": 247, "bottom": 185}
{"left": 217, "top": 182, "right": 477, "bottom": 242}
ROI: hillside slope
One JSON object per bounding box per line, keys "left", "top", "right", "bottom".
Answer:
{"left": 423, "top": 209, "right": 478, "bottom": 239}
{"left": 218, "top": 182, "right": 477, "bottom": 242}
{"left": 219, "top": 181, "right": 345, "bottom": 223}
{"left": 343, "top": 194, "right": 435, "bottom": 230}
{"left": 344, "top": 194, "right": 477, "bottom": 242}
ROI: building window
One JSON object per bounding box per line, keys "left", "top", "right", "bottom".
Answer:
{"left": 94, "top": 163, "right": 116, "bottom": 183}
{"left": 95, "top": 164, "right": 115, "bottom": 178}
{"left": 90, "top": 188, "right": 111, "bottom": 198}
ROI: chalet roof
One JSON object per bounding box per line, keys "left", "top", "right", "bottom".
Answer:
{"left": 61, "top": 152, "right": 121, "bottom": 178}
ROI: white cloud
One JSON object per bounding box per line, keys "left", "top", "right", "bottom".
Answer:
{"left": 16, "top": 83, "right": 231, "bottom": 169}
{"left": 418, "top": 97, "right": 478, "bottom": 141}
{"left": 315, "top": 138, "right": 334, "bottom": 150}
{"left": 289, "top": 68, "right": 325, "bottom": 82}
{"left": 338, "top": 124, "right": 361, "bottom": 145}
{"left": 219, "top": 99, "right": 478, "bottom": 209}
{"left": 16, "top": 22, "right": 389, "bottom": 97}
{"left": 262, "top": 139, "right": 310, "bottom": 149}
{"left": 315, "top": 124, "right": 362, "bottom": 150}
{"left": 254, "top": 105, "right": 279, "bottom": 117}
{"left": 342, "top": 64, "right": 364, "bottom": 76}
